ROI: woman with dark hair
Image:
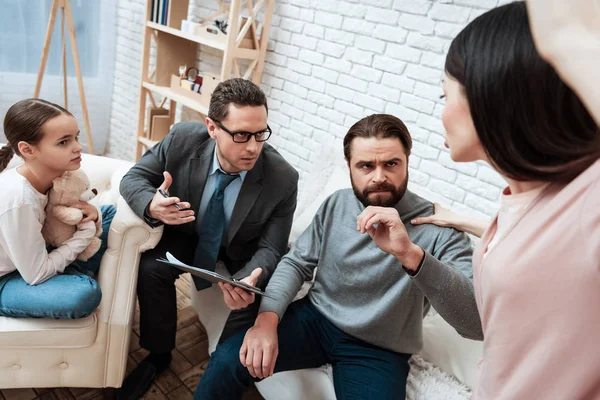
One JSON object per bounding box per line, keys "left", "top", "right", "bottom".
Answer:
{"left": 424, "top": 2, "right": 599, "bottom": 399}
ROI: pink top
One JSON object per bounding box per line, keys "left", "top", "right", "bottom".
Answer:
{"left": 484, "top": 183, "right": 549, "bottom": 257}
{"left": 472, "top": 159, "right": 600, "bottom": 399}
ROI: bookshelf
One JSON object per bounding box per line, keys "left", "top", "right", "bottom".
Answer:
{"left": 135, "top": 0, "right": 275, "bottom": 160}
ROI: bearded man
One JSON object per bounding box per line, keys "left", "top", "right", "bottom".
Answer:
{"left": 193, "top": 114, "right": 482, "bottom": 400}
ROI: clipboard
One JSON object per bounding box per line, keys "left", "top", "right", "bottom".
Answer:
{"left": 157, "top": 252, "right": 275, "bottom": 299}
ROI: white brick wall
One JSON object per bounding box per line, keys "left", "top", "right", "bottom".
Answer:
{"left": 104, "top": 0, "right": 146, "bottom": 158}
{"left": 106, "top": 0, "right": 507, "bottom": 220}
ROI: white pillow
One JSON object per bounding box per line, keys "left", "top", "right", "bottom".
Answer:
{"left": 93, "top": 164, "right": 132, "bottom": 207}
{"left": 420, "top": 311, "right": 483, "bottom": 390}
{"left": 290, "top": 163, "right": 350, "bottom": 243}
{"left": 294, "top": 142, "right": 345, "bottom": 219}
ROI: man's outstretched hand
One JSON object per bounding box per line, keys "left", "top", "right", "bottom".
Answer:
{"left": 148, "top": 171, "right": 195, "bottom": 225}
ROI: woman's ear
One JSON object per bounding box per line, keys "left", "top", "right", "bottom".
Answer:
{"left": 17, "top": 141, "right": 35, "bottom": 160}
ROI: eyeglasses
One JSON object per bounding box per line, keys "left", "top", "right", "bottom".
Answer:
{"left": 213, "top": 119, "right": 272, "bottom": 143}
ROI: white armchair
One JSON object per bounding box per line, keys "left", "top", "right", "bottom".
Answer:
{"left": 0, "top": 153, "right": 162, "bottom": 391}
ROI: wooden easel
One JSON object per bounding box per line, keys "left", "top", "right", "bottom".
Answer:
{"left": 34, "top": 0, "right": 94, "bottom": 154}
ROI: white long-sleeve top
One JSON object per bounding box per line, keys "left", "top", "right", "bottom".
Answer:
{"left": 0, "top": 168, "right": 96, "bottom": 285}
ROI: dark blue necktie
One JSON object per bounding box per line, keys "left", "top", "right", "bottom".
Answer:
{"left": 193, "top": 170, "right": 239, "bottom": 290}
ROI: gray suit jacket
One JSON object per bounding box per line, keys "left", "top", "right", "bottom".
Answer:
{"left": 120, "top": 122, "right": 299, "bottom": 287}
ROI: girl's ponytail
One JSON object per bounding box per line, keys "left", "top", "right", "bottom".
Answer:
{"left": 0, "top": 144, "right": 14, "bottom": 173}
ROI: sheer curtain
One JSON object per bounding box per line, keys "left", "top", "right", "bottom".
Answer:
{"left": 0, "top": 0, "right": 116, "bottom": 154}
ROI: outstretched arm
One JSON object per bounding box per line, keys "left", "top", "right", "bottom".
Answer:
{"left": 411, "top": 203, "right": 490, "bottom": 238}
{"left": 357, "top": 206, "right": 483, "bottom": 340}
{"left": 526, "top": 0, "right": 600, "bottom": 126}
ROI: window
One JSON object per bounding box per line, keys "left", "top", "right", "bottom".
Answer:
{"left": 0, "top": 0, "right": 117, "bottom": 154}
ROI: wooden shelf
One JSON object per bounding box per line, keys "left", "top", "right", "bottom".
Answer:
{"left": 235, "top": 47, "right": 260, "bottom": 60}
{"left": 147, "top": 21, "right": 226, "bottom": 51}
{"left": 143, "top": 81, "right": 209, "bottom": 115}
{"left": 138, "top": 136, "right": 159, "bottom": 148}
{"left": 136, "top": 0, "right": 274, "bottom": 161}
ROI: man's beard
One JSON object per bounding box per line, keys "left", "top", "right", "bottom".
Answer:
{"left": 351, "top": 173, "right": 408, "bottom": 208}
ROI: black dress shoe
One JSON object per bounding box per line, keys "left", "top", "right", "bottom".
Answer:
{"left": 119, "top": 352, "right": 171, "bottom": 400}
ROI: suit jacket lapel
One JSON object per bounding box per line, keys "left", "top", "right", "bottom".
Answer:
{"left": 188, "top": 140, "right": 215, "bottom": 220}
{"left": 227, "top": 155, "right": 264, "bottom": 243}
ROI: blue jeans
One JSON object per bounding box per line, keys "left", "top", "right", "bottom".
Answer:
{"left": 0, "top": 205, "right": 116, "bottom": 319}
{"left": 195, "top": 298, "right": 411, "bottom": 400}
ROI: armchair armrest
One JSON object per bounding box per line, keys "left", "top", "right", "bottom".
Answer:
{"left": 96, "top": 196, "right": 163, "bottom": 324}
{"left": 92, "top": 196, "right": 164, "bottom": 387}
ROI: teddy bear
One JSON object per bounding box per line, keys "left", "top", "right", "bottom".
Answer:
{"left": 42, "top": 169, "right": 103, "bottom": 261}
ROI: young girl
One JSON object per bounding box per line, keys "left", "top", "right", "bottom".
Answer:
{"left": 415, "top": 2, "right": 599, "bottom": 399}
{"left": 0, "top": 98, "right": 115, "bottom": 319}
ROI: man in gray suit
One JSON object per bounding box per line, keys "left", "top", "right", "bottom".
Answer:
{"left": 118, "top": 78, "right": 298, "bottom": 399}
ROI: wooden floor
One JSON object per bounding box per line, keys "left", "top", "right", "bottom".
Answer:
{"left": 0, "top": 274, "right": 263, "bottom": 400}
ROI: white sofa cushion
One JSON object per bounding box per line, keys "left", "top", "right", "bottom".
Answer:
{"left": 421, "top": 311, "right": 482, "bottom": 390}
{"left": 256, "top": 367, "right": 337, "bottom": 400}
{"left": 81, "top": 158, "right": 133, "bottom": 207}
{"left": 0, "top": 314, "right": 97, "bottom": 348}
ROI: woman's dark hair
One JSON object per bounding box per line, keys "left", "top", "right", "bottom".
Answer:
{"left": 1, "top": 98, "right": 71, "bottom": 172}
{"left": 344, "top": 114, "right": 412, "bottom": 160}
{"left": 445, "top": 1, "right": 600, "bottom": 182}
{"left": 208, "top": 78, "right": 268, "bottom": 122}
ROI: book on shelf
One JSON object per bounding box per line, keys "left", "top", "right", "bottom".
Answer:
{"left": 151, "top": 0, "right": 158, "bottom": 23}
{"left": 151, "top": 0, "right": 170, "bottom": 25}
{"left": 162, "top": 0, "right": 169, "bottom": 25}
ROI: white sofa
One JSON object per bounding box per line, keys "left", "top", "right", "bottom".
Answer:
{"left": 191, "top": 151, "right": 484, "bottom": 399}
{"left": 0, "top": 153, "right": 162, "bottom": 391}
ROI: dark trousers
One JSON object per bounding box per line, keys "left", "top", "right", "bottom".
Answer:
{"left": 137, "top": 235, "right": 258, "bottom": 353}
{"left": 194, "top": 298, "right": 411, "bottom": 400}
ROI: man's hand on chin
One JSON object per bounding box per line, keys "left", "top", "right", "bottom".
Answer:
{"left": 356, "top": 206, "right": 425, "bottom": 272}
{"left": 218, "top": 267, "right": 263, "bottom": 310}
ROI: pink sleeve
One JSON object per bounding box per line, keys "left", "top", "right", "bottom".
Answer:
{"left": 582, "top": 181, "right": 600, "bottom": 265}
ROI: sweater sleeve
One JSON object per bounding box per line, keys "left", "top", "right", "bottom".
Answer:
{"left": 258, "top": 201, "right": 326, "bottom": 320}
{"left": 0, "top": 205, "right": 96, "bottom": 285}
{"left": 410, "top": 228, "right": 484, "bottom": 340}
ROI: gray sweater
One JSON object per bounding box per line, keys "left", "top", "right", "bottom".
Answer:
{"left": 259, "top": 189, "right": 483, "bottom": 355}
